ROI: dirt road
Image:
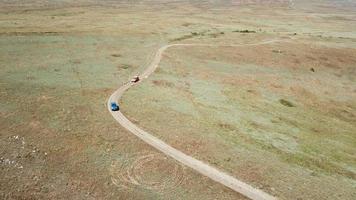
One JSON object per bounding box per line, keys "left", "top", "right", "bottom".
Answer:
{"left": 107, "top": 39, "right": 282, "bottom": 200}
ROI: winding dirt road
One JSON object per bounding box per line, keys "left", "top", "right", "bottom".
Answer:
{"left": 107, "top": 39, "right": 282, "bottom": 200}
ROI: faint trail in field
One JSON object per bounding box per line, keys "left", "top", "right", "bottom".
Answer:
{"left": 110, "top": 152, "right": 186, "bottom": 191}
{"left": 108, "top": 39, "right": 283, "bottom": 200}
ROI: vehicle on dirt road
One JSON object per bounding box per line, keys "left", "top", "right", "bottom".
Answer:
{"left": 111, "top": 102, "right": 120, "bottom": 111}
{"left": 131, "top": 75, "right": 140, "bottom": 83}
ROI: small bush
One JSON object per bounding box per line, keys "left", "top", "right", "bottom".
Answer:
{"left": 233, "top": 29, "right": 256, "bottom": 33}
{"left": 279, "top": 99, "right": 295, "bottom": 107}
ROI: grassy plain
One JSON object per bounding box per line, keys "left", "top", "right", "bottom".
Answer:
{"left": 1, "top": 0, "right": 356, "bottom": 199}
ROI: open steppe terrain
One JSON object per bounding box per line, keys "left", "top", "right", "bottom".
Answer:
{"left": 1, "top": 0, "right": 355, "bottom": 199}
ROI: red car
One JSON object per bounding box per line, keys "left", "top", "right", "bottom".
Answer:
{"left": 131, "top": 75, "right": 140, "bottom": 83}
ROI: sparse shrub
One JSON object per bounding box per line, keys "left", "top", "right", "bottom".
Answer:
{"left": 279, "top": 99, "right": 295, "bottom": 107}
{"left": 119, "top": 64, "right": 131, "bottom": 69}
{"left": 111, "top": 53, "right": 121, "bottom": 57}
{"left": 233, "top": 29, "right": 256, "bottom": 33}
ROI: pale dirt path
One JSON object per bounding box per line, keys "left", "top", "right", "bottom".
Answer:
{"left": 108, "top": 39, "right": 283, "bottom": 200}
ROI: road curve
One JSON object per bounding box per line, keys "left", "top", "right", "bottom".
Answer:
{"left": 107, "top": 39, "right": 282, "bottom": 200}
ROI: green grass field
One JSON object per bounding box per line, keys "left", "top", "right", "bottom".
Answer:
{"left": 1, "top": 0, "right": 356, "bottom": 199}
{"left": 121, "top": 40, "right": 356, "bottom": 199}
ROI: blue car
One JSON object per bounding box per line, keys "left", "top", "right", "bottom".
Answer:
{"left": 111, "top": 102, "right": 120, "bottom": 111}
